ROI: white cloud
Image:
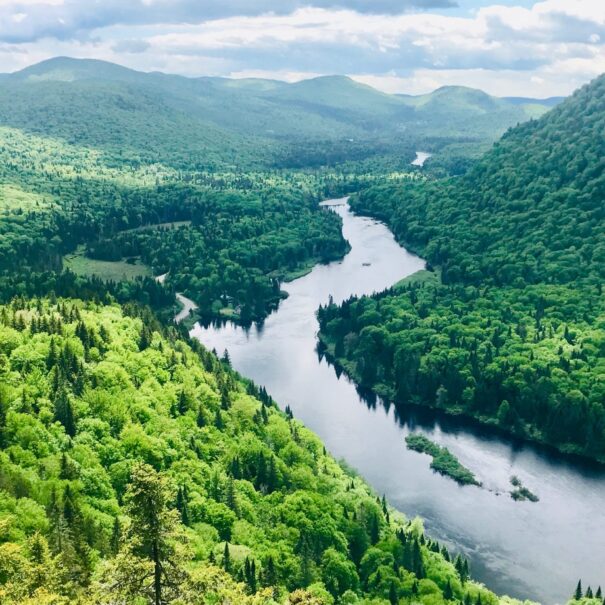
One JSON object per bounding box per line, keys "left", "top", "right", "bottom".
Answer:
{"left": 0, "top": 0, "right": 602, "bottom": 98}
{"left": 352, "top": 66, "right": 595, "bottom": 97}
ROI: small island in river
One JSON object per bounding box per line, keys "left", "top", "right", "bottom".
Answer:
{"left": 405, "top": 434, "right": 482, "bottom": 486}
{"left": 510, "top": 475, "right": 540, "bottom": 502}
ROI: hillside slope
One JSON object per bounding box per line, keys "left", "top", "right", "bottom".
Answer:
{"left": 318, "top": 74, "right": 605, "bottom": 461}
{"left": 0, "top": 298, "right": 517, "bottom": 605}
{"left": 0, "top": 57, "right": 558, "bottom": 169}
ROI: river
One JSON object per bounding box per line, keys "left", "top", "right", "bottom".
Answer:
{"left": 190, "top": 199, "right": 605, "bottom": 605}
{"left": 412, "top": 151, "right": 432, "bottom": 167}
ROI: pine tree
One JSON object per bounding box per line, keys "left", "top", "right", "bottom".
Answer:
{"left": 369, "top": 512, "right": 380, "bottom": 545}
{"left": 215, "top": 409, "right": 224, "bottom": 429}
{"left": 223, "top": 542, "right": 231, "bottom": 572}
{"left": 267, "top": 455, "right": 277, "bottom": 493}
{"left": 27, "top": 532, "right": 54, "bottom": 594}
{"left": 444, "top": 579, "right": 454, "bottom": 600}
{"left": 47, "top": 336, "right": 58, "bottom": 370}
{"left": 176, "top": 486, "right": 191, "bottom": 525}
{"left": 389, "top": 581, "right": 398, "bottom": 605}
{"left": 225, "top": 477, "right": 238, "bottom": 514}
{"left": 575, "top": 580, "right": 583, "bottom": 601}
{"left": 110, "top": 517, "right": 121, "bottom": 555}
{"left": 244, "top": 557, "right": 254, "bottom": 591}
{"left": 139, "top": 326, "right": 152, "bottom": 350}
{"left": 54, "top": 388, "right": 76, "bottom": 437}
{"left": 263, "top": 555, "right": 277, "bottom": 587}
{"left": 196, "top": 406, "right": 206, "bottom": 427}
{"left": 98, "top": 463, "right": 189, "bottom": 605}
{"left": 177, "top": 390, "right": 188, "bottom": 415}
{"left": 412, "top": 539, "right": 425, "bottom": 579}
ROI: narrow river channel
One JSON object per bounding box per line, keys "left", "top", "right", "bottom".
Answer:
{"left": 190, "top": 199, "right": 605, "bottom": 605}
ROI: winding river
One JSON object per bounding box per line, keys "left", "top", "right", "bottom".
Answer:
{"left": 190, "top": 199, "right": 605, "bottom": 605}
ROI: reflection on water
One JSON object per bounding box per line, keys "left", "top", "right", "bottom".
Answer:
{"left": 191, "top": 199, "right": 605, "bottom": 605}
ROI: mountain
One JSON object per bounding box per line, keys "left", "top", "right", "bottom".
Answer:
{"left": 318, "top": 73, "right": 605, "bottom": 462}
{"left": 0, "top": 57, "right": 559, "bottom": 169}
{"left": 397, "top": 85, "right": 557, "bottom": 138}
{"left": 503, "top": 96, "right": 565, "bottom": 107}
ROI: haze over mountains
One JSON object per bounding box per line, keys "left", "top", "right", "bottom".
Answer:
{"left": 0, "top": 57, "right": 562, "bottom": 168}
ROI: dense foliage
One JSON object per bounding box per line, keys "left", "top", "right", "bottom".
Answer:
{"left": 318, "top": 74, "right": 605, "bottom": 461}
{"left": 0, "top": 122, "right": 353, "bottom": 323}
{"left": 0, "top": 58, "right": 555, "bottom": 172}
{"left": 0, "top": 298, "right": 511, "bottom": 605}
{"left": 86, "top": 184, "right": 348, "bottom": 323}
{"left": 0, "top": 55, "right": 598, "bottom": 605}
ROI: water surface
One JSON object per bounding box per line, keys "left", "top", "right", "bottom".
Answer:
{"left": 191, "top": 199, "right": 605, "bottom": 604}
{"left": 412, "top": 151, "right": 432, "bottom": 167}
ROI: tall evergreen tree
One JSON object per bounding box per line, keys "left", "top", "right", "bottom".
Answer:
{"left": 575, "top": 580, "right": 583, "bottom": 600}
{"left": 97, "top": 463, "right": 188, "bottom": 605}
{"left": 54, "top": 388, "right": 76, "bottom": 437}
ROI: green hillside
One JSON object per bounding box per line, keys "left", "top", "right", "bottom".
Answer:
{"left": 0, "top": 58, "right": 558, "bottom": 170}
{"left": 0, "top": 298, "right": 520, "bottom": 605}
{"left": 0, "top": 121, "right": 355, "bottom": 324}
{"left": 318, "top": 74, "right": 605, "bottom": 461}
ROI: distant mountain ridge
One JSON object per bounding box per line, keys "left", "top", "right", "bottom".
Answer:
{"left": 0, "top": 57, "right": 564, "bottom": 169}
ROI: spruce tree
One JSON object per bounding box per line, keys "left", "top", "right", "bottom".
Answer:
{"left": 575, "top": 580, "right": 583, "bottom": 601}
{"left": 444, "top": 579, "right": 454, "bottom": 600}
{"left": 99, "top": 463, "right": 189, "bottom": 605}
{"left": 110, "top": 517, "right": 121, "bottom": 555}
{"left": 54, "top": 388, "right": 76, "bottom": 437}
{"left": 223, "top": 542, "right": 231, "bottom": 572}
{"left": 389, "top": 581, "right": 398, "bottom": 605}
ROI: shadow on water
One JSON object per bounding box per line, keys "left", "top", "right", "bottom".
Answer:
{"left": 320, "top": 341, "right": 605, "bottom": 476}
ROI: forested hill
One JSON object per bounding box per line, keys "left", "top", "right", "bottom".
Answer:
{"left": 318, "top": 74, "right": 605, "bottom": 462}
{"left": 359, "top": 72, "right": 605, "bottom": 287}
{"left": 0, "top": 57, "right": 557, "bottom": 169}
{"left": 0, "top": 297, "right": 518, "bottom": 605}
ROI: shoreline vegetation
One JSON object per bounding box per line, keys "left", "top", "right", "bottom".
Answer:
{"left": 317, "top": 329, "right": 601, "bottom": 468}
{"left": 405, "top": 434, "right": 482, "bottom": 487}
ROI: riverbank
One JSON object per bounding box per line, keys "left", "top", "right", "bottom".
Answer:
{"left": 317, "top": 330, "right": 605, "bottom": 467}
{"left": 190, "top": 200, "right": 605, "bottom": 604}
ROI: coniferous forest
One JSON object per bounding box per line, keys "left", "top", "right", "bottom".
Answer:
{"left": 318, "top": 73, "right": 605, "bottom": 462}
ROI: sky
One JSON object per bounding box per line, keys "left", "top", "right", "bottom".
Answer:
{"left": 0, "top": 0, "right": 603, "bottom": 97}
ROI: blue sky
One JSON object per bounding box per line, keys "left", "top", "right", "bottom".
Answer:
{"left": 0, "top": 0, "right": 602, "bottom": 97}
{"left": 441, "top": 0, "right": 536, "bottom": 15}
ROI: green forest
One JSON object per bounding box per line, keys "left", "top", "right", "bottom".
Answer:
{"left": 318, "top": 74, "right": 605, "bottom": 461}
{"left": 0, "top": 121, "right": 360, "bottom": 324}
{"left": 0, "top": 54, "right": 603, "bottom": 605}
{"left": 0, "top": 297, "right": 514, "bottom": 605}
